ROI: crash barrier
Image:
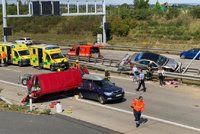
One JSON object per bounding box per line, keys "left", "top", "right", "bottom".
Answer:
{"left": 68, "top": 55, "right": 120, "bottom": 67}
{"left": 182, "top": 67, "right": 200, "bottom": 75}
{"left": 61, "top": 45, "right": 183, "bottom": 55}
{"left": 68, "top": 56, "right": 200, "bottom": 76}
{"left": 68, "top": 59, "right": 200, "bottom": 82}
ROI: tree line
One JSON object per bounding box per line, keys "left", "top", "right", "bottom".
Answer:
{"left": 0, "top": 0, "right": 200, "bottom": 41}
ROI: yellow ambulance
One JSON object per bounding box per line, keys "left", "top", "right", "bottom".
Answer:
{"left": 0, "top": 42, "right": 30, "bottom": 66}
{"left": 29, "top": 44, "right": 69, "bottom": 71}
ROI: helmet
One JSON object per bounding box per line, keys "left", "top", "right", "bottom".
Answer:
{"left": 76, "top": 60, "right": 79, "bottom": 63}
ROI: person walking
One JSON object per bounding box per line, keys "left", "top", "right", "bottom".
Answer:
{"left": 130, "top": 96, "right": 145, "bottom": 128}
{"left": 157, "top": 66, "right": 165, "bottom": 86}
{"left": 136, "top": 69, "right": 146, "bottom": 92}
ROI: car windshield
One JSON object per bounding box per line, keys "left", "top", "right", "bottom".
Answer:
{"left": 18, "top": 50, "right": 29, "bottom": 56}
{"left": 50, "top": 53, "right": 64, "bottom": 59}
{"left": 26, "top": 38, "right": 31, "bottom": 40}
{"left": 140, "top": 52, "right": 167, "bottom": 66}
{"left": 157, "top": 55, "right": 168, "bottom": 65}
{"left": 94, "top": 79, "right": 114, "bottom": 91}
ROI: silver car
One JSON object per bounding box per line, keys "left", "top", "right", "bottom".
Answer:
{"left": 130, "top": 52, "right": 182, "bottom": 72}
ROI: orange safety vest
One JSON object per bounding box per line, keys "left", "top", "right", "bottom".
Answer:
{"left": 131, "top": 99, "right": 145, "bottom": 112}
{"left": 2, "top": 52, "right": 7, "bottom": 59}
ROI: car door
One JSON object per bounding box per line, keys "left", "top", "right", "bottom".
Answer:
{"left": 81, "top": 80, "right": 92, "bottom": 99}
{"left": 188, "top": 49, "right": 196, "bottom": 59}
{"left": 89, "top": 81, "right": 99, "bottom": 100}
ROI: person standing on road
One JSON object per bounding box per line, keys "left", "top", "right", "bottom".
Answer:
{"left": 136, "top": 69, "right": 146, "bottom": 92}
{"left": 75, "top": 60, "right": 81, "bottom": 69}
{"left": 132, "top": 64, "right": 139, "bottom": 83}
{"left": 157, "top": 66, "right": 165, "bottom": 86}
{"left": 146, "top": 61, "right": 153, "bottom": 80}
{"left": 131, "top": 96, "right": 145, "bottom": 128}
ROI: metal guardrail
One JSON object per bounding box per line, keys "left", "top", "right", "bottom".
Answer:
{"left": 68, "top": 58, "right": 200, "bottom": 82}
{"left": 68, "top": 56, "right": 120, "bottom": 67}
{"left": 61, "top": 45, "right": 183, "bottom": 54}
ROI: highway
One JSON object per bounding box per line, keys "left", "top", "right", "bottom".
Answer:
{"left": 0, "top": 111, "right": 119, "bottom": 134}
{"left": 0, "top": 66, "right": 200, "bottom": 133}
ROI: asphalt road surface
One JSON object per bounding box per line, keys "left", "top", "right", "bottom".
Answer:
{"left": 0, "top": 66, "right": 200, "bottom": 133}
{"left": 0, "top": 111, "right": 119, "bottom": 134}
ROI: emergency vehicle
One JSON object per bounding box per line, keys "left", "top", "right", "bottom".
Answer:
{"left": 67, "top": 43, "right": 102, "bottom": 58}
{"left": 29, "top": 44, "right": 69, "bottom": 71}
{"left": 0, "top": 42, "right": 30, "bottom": 66}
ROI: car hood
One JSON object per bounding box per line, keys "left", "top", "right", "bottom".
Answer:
{"left": 104, "top": 85, "right": 123, "bottom": 93}
{"left": 164, "top": 58, "right": 179, "bottom": 71}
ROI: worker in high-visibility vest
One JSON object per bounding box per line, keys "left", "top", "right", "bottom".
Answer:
{"left": 0, "top": 51, "right": 2, "bottom": 66}
{"left": 1, "top": 51, "right": 7, "bottom": 65}
{"left": 131, "top": 96, "right": 145, "bottom": 128}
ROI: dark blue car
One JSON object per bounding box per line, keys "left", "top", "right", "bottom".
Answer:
{"left": 180, "top": 48, "right": 200, "bottom": 60}
{"left": 77, "top": 74, "right": 125, "bottom": 104}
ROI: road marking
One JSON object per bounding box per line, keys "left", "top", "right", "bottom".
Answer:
{"left": 77, "top": 99, "right": 200, "bottom": 132}
{"left": 0, "top": 67, "right": 21, "bottom": 73}
{"left": 1, "top": 78, "right": 200, "bottom": 132}
{"left": 0, "top": 80, "right": 25, "bottom": 88}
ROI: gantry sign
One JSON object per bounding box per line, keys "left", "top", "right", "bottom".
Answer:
{"left": 2, "top": 0, "right": 106, "bottom": 43}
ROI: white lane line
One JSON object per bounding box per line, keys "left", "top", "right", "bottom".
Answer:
{"left": 0, "top": 67, "right": 21, "bottom": 73}
{"left": 0, "top": 80, "right": 25, "bottom": 88}
{"left": 1, "top": 79, "right": 200, "bottom": 132}
{"left": 77, "top": 99, "right": 200, "bottom": 132}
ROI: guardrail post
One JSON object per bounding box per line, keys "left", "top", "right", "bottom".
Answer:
{"left": 109, "top": 59, "right": 112, "bottom": 67}
{"left": 102, "top": 58, "right": 104, "bottom": 65}
{"left": 94, "top": 58, "right": 97, "bottom": 64}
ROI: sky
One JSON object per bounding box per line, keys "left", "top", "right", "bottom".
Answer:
{"left": 106, "top": 0, "right": 200, "bottom": 5}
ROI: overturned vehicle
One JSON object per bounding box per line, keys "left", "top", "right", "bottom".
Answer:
{"left": 21, "top": 68, "right": 83, "bottom": 103}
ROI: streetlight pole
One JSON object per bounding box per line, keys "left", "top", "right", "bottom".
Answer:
{"left": 102, "top": 0, "right": 106, "bottom": 44}
{"left": 2, "top": 0, "right": 7, "bottom": 42}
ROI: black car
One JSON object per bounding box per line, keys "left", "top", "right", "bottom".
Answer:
{"left": 77, "top": 74, "right": 125, "bottom": 104}
{"left": 130, "top": 52, "right": 182, "bottom": 72}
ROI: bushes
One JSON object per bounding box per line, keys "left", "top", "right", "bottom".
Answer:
{"left": 190, "top": 7, "right": 200, "bottom": 19}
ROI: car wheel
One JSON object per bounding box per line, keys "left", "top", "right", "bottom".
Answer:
{"left": 50, "top": 66, "right": 54, "bottom": 71}
{"left": 22, "top": 79, "right": 27, "bottom": 86}
{"left": 18, "top": 61, "right": 22, "bottom": 67}
{"left": 78, "top": 92, "right": 83, "bottom": 99}
{"left": 180, "top": 55, "right": 185, "bottom": 59}
{"left": 98, "top": 95, "right": 105, "bottom": 104}
{"left": 39, "top": 63, "right": 43, "bottom": 70}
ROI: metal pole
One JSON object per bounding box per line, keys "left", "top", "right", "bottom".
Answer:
{"left": 17, "top": 1, "right": 20, "bottom": 15}
{"left": 182, "top": 50, "right": 200, "bottom": 74}
{"left": 2, "top": 0, "right": 7, "bottom": 42}
{"left": 29, "top": 97, "right": 33, "bottom": 111}
{"left": 102, "top": 0, "right": 106, "bottom": 44}
{"left": 77, "top": 1, "right": 79, "bottom": 13}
